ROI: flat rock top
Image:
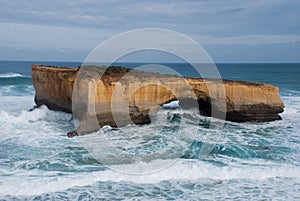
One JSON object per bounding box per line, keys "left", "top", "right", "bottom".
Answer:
{"left": 32, "top": 64, "right": 267, "bottom": 87}
{"left": 32, "top": 64, "right": 79, "bottom": 72}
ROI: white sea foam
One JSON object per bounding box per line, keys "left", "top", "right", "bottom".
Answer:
{"left": 0, "top": 85, "right": 299, "bottom": 198}
{"left": 0, "top": 105, "right": 71, "bottom": 126}
{"left": 0, "top": 85, "right": 35, "bottom": 115}
{"left": 0, "top": 159, "right": 299, "bottom": 196}
{"left": 281, "top": 96, "right": 300, "bottom": 121}
{"left": 162, "top": 100, "right": 180, "bottom": 109}
{"left": 0, "top": 106, "right": 48, "bottom": 124}
{"left": 0, "top": 105, "right": 72, "bottom": 144}
{"left": 0, "top": 96, "right": 34, "bottom": 115}
{"left": 0, "top": 72, "right": 24, "bottom": 78}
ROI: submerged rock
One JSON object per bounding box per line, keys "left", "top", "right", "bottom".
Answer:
{"left": 32, "top": 64, "right": 284, "bottom": 136}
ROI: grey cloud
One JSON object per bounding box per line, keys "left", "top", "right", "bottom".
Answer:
{"left": 0, "top": 0, "right": 299, "bottom": 61}
{"left": 218, "top": 8, "right": 246, "bottom": 15}
{"left": 1, "top": 0, "right": 299, "bottom": 35}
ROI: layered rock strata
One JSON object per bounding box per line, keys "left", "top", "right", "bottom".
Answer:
{"left": 32, "top": 64, "right": 284, "bottom": 136}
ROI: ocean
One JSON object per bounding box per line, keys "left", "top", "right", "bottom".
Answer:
{"left": 0, "top": 61, "right": 299, "bottom": 200}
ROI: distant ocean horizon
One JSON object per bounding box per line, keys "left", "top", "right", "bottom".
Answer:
{"left": 0, "top": 60, "right": 299, "bottom": 200}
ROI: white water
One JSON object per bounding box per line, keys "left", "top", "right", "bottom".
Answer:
{"left": 1, "top": 158, "right": 299, "bottom": 196}
{"left": 0, "top": 86, "right": 300, "bottom": 199}
{"left": 0, "top": 72, "right": 24, "bottom": 78}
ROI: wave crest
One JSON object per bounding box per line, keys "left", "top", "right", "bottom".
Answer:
{"left": 0, "top": 72, "right": 24, "bottom": 78}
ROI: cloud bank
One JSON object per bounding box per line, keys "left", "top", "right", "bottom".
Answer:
{"left": 0, "top": 0, "right": 299, "bottom": 62}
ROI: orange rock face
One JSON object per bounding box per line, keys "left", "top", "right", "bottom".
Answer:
{"left": 32, "top": 64, "right": 284, "bottom": 135}
{"left": 32, "top": 64, "right": 77, "bottom": 113}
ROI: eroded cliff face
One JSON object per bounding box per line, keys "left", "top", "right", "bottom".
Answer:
{"left": 32, "top": 64, "right": 78, "bottom": 113}
{"left": 31, "top": 64, "right": 284, "bottom": 136}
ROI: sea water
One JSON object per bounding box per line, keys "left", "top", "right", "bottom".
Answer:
{"left": 0, "top": 61, "right": 299, "bottom": 200}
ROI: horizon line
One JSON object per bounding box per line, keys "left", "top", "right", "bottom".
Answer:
{"left": 1, "top": 59, "right": 300, "bottom": 64}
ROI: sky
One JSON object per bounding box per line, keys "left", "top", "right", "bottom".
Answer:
{"left": 0, "top": 0, "right": 300, "bottom": 62}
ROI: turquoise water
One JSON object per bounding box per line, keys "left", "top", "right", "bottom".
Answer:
{"left": 0, "top": 61, "right": 299, "bottom": 200}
